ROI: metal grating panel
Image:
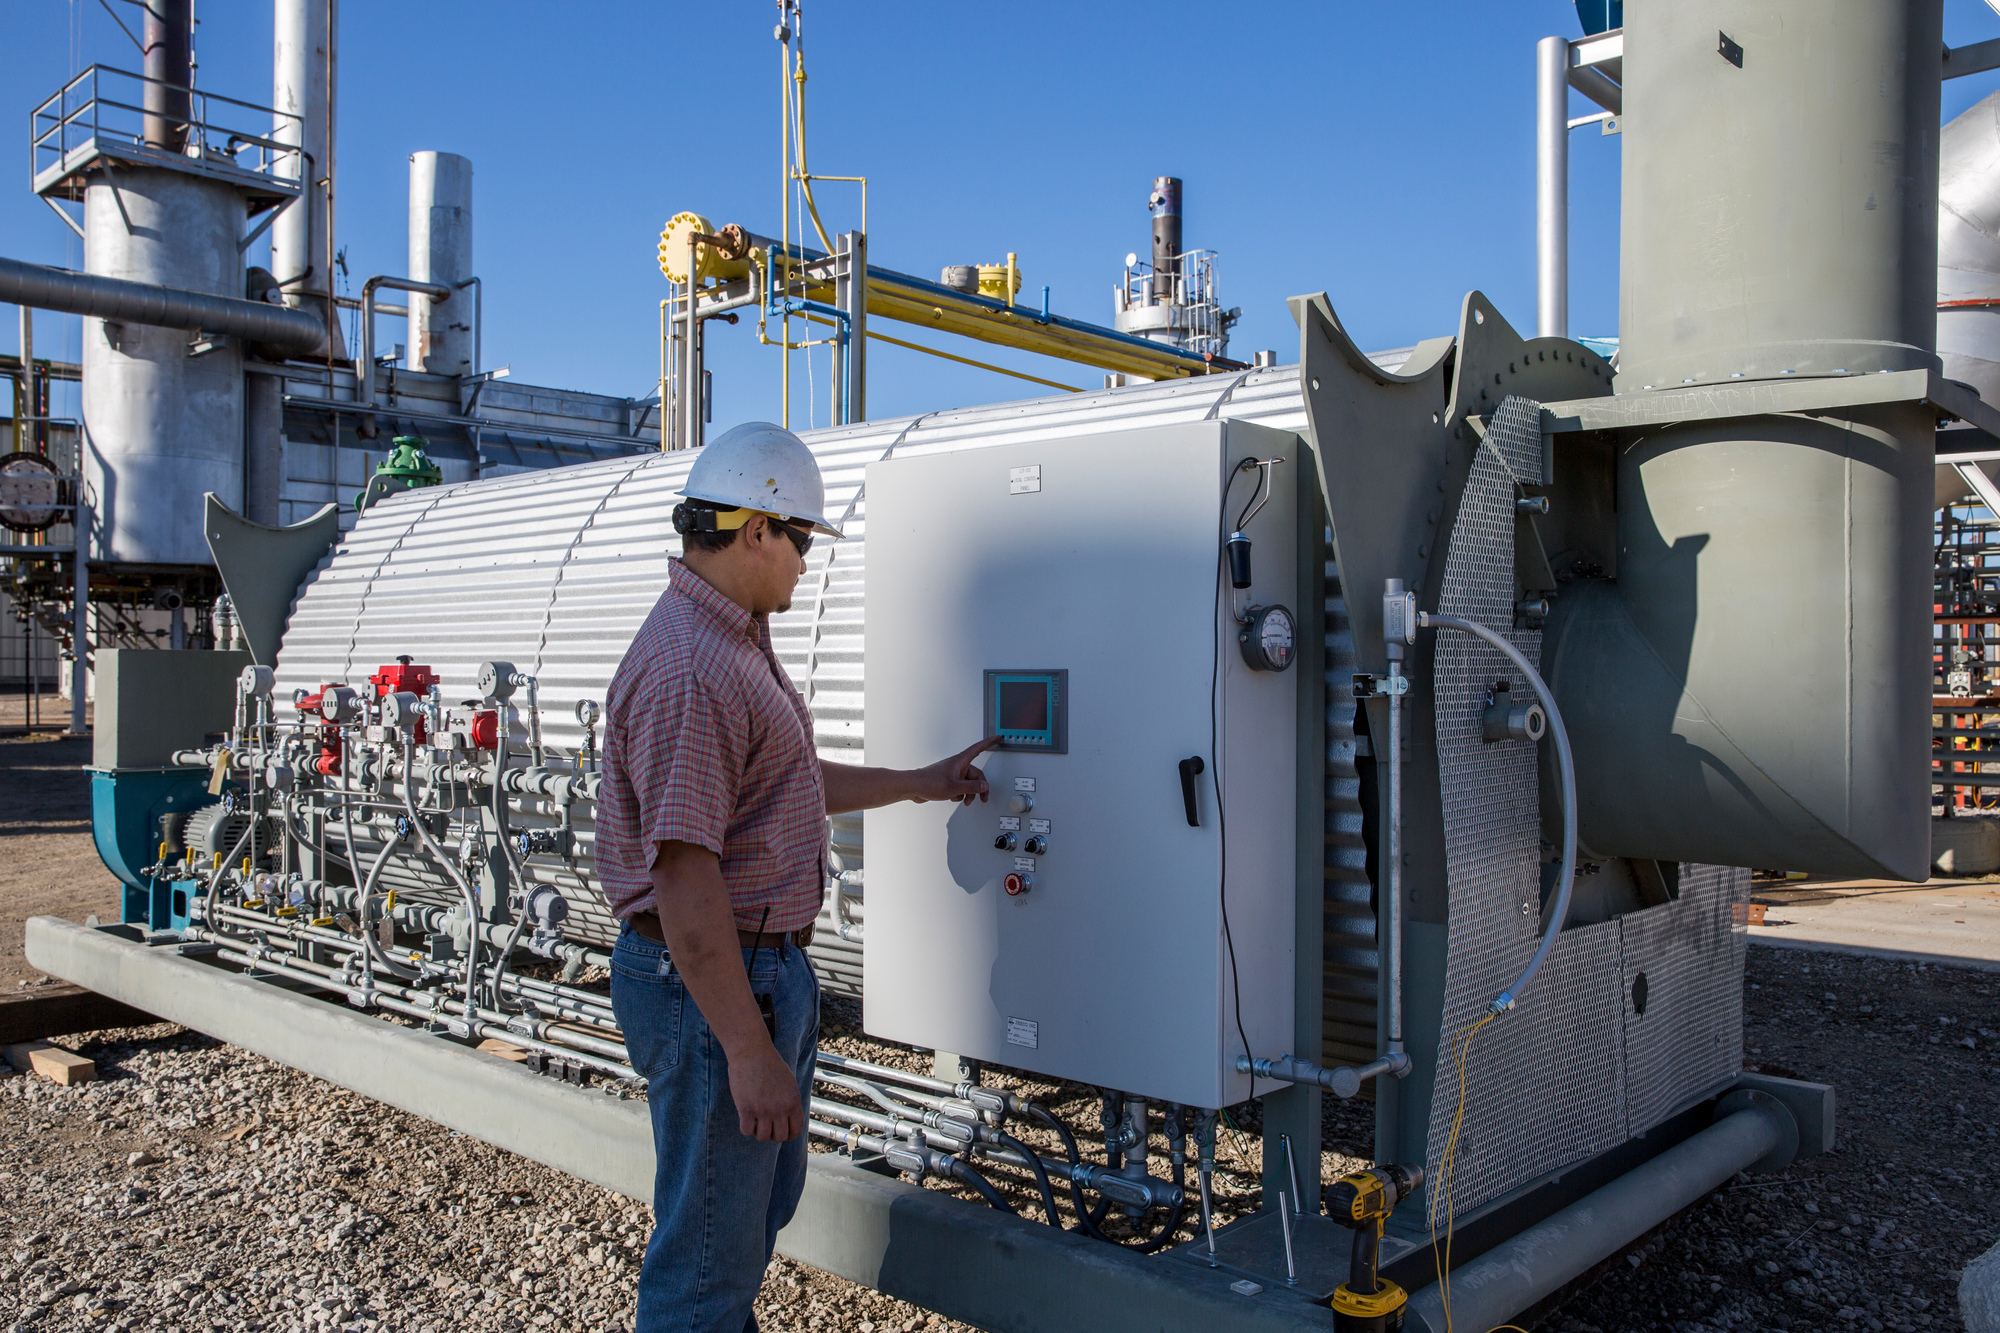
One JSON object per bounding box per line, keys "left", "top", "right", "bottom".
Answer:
{"left": 1426, "top": 921, "right": 1624, "bottom": 1218}
{"left": 1620, "top": 864, "right": 1749, "bottom": 1134}
{"left": 1423, "top": 396, "right": 1632, "bottom": 1216}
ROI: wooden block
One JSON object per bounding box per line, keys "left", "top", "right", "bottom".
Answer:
{"left": 1746, "top": 902, "right": 1769, "bottom": 925}
{"left": 477, "top": 1038, "right": 531, "bottom": 1063}
{"left": 5, "top": 1041, "right": 96, "bottom": 1086}
{"left": 0, "top": 984, "right": 155, "bottom": 1046}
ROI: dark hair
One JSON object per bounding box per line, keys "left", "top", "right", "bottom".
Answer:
{"left": 681, "top": 525, "right": 740, "bottom": 555}
{"left": 674, "top": 500, "right": 744, "bottom": 554}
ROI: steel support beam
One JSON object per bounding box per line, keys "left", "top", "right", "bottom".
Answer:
{"left": 837, "top": 230, "right": 867, "bottom": 423}
{"left": 1536, "top": 36, "right": 1570, "bottom": 339}
{"left": 68, "top": 503, "right": 89, "bottom": 737}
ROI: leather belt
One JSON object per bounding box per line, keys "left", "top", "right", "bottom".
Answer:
{"left": 626, "top": 910, "right": 814, "bottom": 951}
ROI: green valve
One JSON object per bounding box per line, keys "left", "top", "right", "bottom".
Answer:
{"left": 355, "top": 436, "right": 444, "bottom": 513}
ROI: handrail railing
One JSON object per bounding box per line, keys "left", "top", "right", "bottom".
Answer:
{"left": 31, "top": 65, "right": 302, "bottom": 187}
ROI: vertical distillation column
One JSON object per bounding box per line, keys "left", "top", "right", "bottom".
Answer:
{"left": 272, "top": 0, "right": 343, "bottom": 359}
{"left": 408, "top": 151, "right": 474, "bottom": 377}
{"left": 80, "top": 0, "right": 249, "bottom": 565}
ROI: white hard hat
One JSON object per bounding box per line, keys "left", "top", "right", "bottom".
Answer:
{"left": 679, "top": 422, "right": 842, "bottom": 537}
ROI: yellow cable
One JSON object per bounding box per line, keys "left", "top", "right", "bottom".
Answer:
{"left": 1428, "top": 1010, "right": 1497, "bottom": 1333}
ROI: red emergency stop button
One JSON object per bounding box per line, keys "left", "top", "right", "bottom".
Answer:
{"left": 1004, "top": 871, "right": 1032, "bottom": 897}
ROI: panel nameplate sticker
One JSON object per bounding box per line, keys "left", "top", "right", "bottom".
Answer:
{"left": 1009, "top": 464, "right": 1042, "bottom": 495}
{"left": 1006, "top": 1017, "right": 1039, "bottom": 1049}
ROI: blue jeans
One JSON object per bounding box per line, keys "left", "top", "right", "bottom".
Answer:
{"left": 611, "top": 923, "right": 819, "bottom": 1333}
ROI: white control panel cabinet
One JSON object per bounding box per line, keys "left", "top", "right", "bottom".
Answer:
{"left": 863, "top": 420, "right": 1300, "bottom": 1109}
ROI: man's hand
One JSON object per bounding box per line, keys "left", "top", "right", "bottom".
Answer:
{"left": 732, "top": 1043, "right": 806, "bottom": 1142}
{"left": 822, "top": 736, "right": 1000, "bottom": 813}
{"left": 906, "top": 734, "right": 1000, "bottom": 805}
{"left": 651, "top": 841, "right": 803, "bottom": 1142}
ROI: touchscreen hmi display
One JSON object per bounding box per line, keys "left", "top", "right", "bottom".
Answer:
{"left": 998, "top": 679, "right": 1049, "bottom": 733}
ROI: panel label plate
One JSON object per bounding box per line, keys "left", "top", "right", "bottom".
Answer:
{"left": 1013, "top": 857, "right": 1035, "bottom": 872}
{"left": 1006, "top": 1017, "right": 1039, "bottom": 1049}
{"left": 998, "top": 816, "right": 1021, "bottom": 831}
{"left": 1014, "top": 777, "right": 1035, "bottom": 792}
{"left": 1027, "top": 818, "right": 1051, "bottom": 834}
{"left": 1008, "top": 464, "right": 1042, "bottom": 495}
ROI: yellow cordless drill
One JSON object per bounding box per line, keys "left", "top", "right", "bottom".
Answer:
{"left": 1325, "top": 1164, "right": 1424, "bottom": 1332}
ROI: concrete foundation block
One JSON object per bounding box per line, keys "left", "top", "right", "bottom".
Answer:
{"left": 1933, "top": 816, "right": 2000, "bottom": 877}
{"left": 1963, "top": 1233, "right": 2000, "bottom": 1332}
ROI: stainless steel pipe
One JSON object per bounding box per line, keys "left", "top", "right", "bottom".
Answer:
{"left": 0, "top": 256, "right": 326, "bottom": 356}
{"left": 1535, "top": 35, "right": 1569, "bottom": 338}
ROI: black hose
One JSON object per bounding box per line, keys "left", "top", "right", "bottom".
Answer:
{"left": 994, "top": 1131, "right": 1062, "bottom": 1228}
{"left": 944, "top": 1157, "right": 1016, "bottom": 1215}
{"left": 1027, "top": 1103, "right": 1104, "bottom": 1237}
{"left": 1026, "top": 1102, "right": 1174, "bottom": 1247}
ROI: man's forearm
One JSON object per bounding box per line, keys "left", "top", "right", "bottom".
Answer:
{"left": 821, "top": 761, "right": 921, "bottom": 814}
{"left": 650, "top": 843, "right": 772, "bottom": 1060}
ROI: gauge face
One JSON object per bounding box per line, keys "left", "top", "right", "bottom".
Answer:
{"left": 1239, "top": 604, "right": 1296, "bottom": 673}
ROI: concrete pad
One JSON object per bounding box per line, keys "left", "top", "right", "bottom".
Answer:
{"left": 1749, "top": 877, "right": 2000, "bottom": 971}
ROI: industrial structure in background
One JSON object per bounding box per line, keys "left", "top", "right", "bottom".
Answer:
{"left": 9, "top": 1, "right": 2000, "bottom": 1330}
{"left": 0, "top": 0, "right": 667, "bottom": 730}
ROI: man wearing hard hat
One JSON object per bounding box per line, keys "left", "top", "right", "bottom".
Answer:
{"left": 596, "top": 422, "right": 995, "bottom": 1333}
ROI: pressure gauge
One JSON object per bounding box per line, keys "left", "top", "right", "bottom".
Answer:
{"left": 1238, "top": 604, "right": 1297, "bottom": 673}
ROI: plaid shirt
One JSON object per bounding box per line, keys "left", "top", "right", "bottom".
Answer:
{"left": 597, "top": 560, "right": 827, "bottom": 932}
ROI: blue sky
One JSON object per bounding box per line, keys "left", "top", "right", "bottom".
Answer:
{"left": 8, "top": 1, "right": 2000, "bottom": 430}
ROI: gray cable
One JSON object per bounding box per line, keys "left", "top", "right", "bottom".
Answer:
{"left": 1419, "top": 612, "right": 1577, "bottom": 1015}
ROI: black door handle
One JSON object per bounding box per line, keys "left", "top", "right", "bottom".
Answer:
{"left": 1178, "top": 756, "right": 1205, "bottom": 827}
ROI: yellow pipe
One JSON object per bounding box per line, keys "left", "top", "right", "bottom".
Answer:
{"left": 799, "top": 174, "right": 866, "bottom": 234}
{"left": 800, "top": 312, "right": 1080, "bottom": 392}
{"left": 779, "top": 33, "right": 792, "bottom": 428}
{"left": 791, "top": 57, "right": 834, "bottom": 251}
{"left": 861, "top": 280, "right": 1201, "bottom": 380}
{"left": 775, "top": 264, "right": 1202, "bottom": 379}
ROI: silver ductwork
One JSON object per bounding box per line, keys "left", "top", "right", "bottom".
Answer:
{"left": 0, "top": 257, "right": 327, "bottom": 357}
{"left": 1545, "top": 0, "right": 1941, "bottom": 880}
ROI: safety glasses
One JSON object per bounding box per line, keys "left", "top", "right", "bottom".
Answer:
{"left": 770, "top": 518, "right": 814, "bottom": 558}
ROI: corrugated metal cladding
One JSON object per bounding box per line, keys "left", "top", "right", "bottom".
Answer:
{"left": 272, "top": 368, "right": 1323, "bottom": 984}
